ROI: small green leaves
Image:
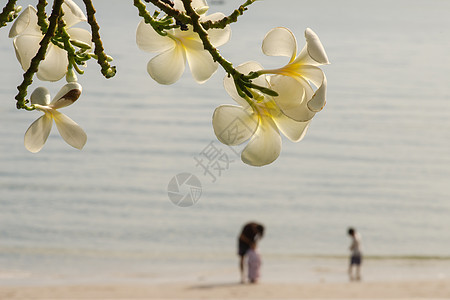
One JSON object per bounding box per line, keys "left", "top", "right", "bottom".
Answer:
{"left": 233, "top": 72, "right": 279, "bottom": 100}
{"left": 133, "top": 0, "right": 176, "bottom": 37}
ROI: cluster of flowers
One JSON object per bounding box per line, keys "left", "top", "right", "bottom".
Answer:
{"left": 9, "top": 0, "right": 329, "bottom": 167}
{"left": 9, "top": 0, "right": 90, "bottom": 153}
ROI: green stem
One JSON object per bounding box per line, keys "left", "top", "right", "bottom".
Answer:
{"left": 14, "top": 0, "right": 64, "bottom": 110}
{"left": 181, "top": 0, "right": 252, "bottom": 104}
{"left": 82, "top": 0, "right": 116, "bottom": 78}
{"left": 134, "top": 0, "right": 156, "bottom": 25}
{"left": 201, "top": 0, "right": 257, "bottom": 30}
{"left": 0, "top": 0, "right": 17, "bottom": 28}
{"left": 144, "top": 0, "right": 191, "bottom": 24}
{"left": 181, "top": 0, "right": 276, "bottom": 101}
{"left": 36, "top": 0, "right": 48, "bottom": 34}
{"left": 133, "top": 0, "right": 173, "bottom": 36}
{"left": 180, "top": 0, "right": 236, "bottom": 76}
{"left": 57, "top": 16, "right": 84, "bottom": 75}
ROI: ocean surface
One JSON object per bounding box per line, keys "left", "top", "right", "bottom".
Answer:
{"left": 1, "top": 0, "right": 450, "bottom": 284}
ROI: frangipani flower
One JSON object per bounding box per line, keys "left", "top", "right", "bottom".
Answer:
{"left": 260, "top": 27, "right": 329, "bottom": 122}
{"left": 24, "top": 82, "right": 87, "bottom": 153}
{"left": 8, "top": 0, "right": 92, "bottom": 82}
{"left": 213, "top": 62, "right": 311, "bottom": 166}
{"left": 136, "top": 0, "right": 231, "bottom": 84}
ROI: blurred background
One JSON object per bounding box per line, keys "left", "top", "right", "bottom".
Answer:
{"left": 0, "top": 0, "right": 449, "bottom": 284}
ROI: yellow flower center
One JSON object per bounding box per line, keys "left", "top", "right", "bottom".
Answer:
{"left": 250, "top": 89, "right": 278, "bottom": 118}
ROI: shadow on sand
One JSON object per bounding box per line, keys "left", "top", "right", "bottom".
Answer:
{"left": 189, "top": 282, "right": 245, "bottom": 290}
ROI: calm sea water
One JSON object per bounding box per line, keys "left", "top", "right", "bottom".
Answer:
{"left": 1, "top": 0, "right": 450, "bottom": 283}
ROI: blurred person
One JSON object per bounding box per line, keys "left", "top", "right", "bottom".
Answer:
{"left": 348, "top": 227, "right": 362, "bottom": 281}
{"left": 247, "top": 247, "right": 261, "bottom": 283}
{"left": 238, "top": 222, "right": 264, "bottom": 283}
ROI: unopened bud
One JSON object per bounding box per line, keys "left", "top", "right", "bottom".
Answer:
{"left": 70, "top": 39, "right": 92, "bottom": 50}
{"left": 66, "top": 68, "right": 78, "bottom": 83}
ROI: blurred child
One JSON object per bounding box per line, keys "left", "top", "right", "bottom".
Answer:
{"left": 348, "top": 227, "right": 363, "bottom": 281}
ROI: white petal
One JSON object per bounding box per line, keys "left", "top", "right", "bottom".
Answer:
{"left": 13, "top": 34, "right": 41, "bottom": 71}
{"left": 136, "top": 20, "right": 175, "bottom": 53}
{"left": 67, "top": 28, "right": 92, "bottom": 48}
{"left": 173, "top": 0, "right": 184, "bottom": 11}
{"left": 270, "top": 74, "right": 304, "bottom": 103}
{"left": 273, "top": 114, "right": 311, "bottom": 142}
{"left": 192, "top": 0, "right": 209, "bottom": 14}
{"left": 173, "top": 27, "right": 196, "bottom": 39}
{"left": 295, "top": 28, "right": 329, "bottom": 66}
{"left": 36, "top": 45, "right": 69, "bottom": 82}
{"left": 297, "top": 65, "right": 324, "bottom": 88}
{"left": 270, "top": 75, "right": 315, "bottom": 122}
{"left": 223, "top": 75, "right": 250, "bottom": 108}
{"left": 30, "top": 87, "right": 51, "bottom": 106}
{"left": 202, "top": 13, "right": 231, "bottom": 47}
{"left": 62, "top": 0, "right": 87, "bottom": 28}
{"left": 272, "top": 66, "right": 327, "bottom": 112}
{"left": 147, "top": 46, "right": 186, "bottom": 84}
{"left": 308, "top": 75, "right": 327, "bottom": 112}
{"left": 241, "top": 116, "right": 281, "bottom": 167}
{"left": 53, "top": 111, "right": 87, "bottom": 150}
{"left": 212, "top": 105, "right": 257, "bottom": 146}
{"left": 236, "top": 61, "right": 266, "bottom": 87}
{"left": 8, "top": 6, "right": 41, "bottom": 38}
{"left": 24, "top": 113, "right": 53, "bottom": 153}
{"left": 208, "top": 26, "right": 231, "bottom": 48}
{"left": 50, "top": 82, "right": 82, "bottom": 109}
{"left": 184, "top": 40, "right": 218, "bottom": 83}
{"left": 262, "top": 27, "right": 297, "bottom": 62}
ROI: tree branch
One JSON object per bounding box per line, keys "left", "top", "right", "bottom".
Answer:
{"left": 144, "top": 0, "right": 191, "bottom": 24}
{"left": 0, "top": 0, "right": 18, "bottom": 28}
{"left": 14, "top": 0, "right": 63, "bottom": 110}
{"left": 36, "top": 0, "right": 49, "bottom": 34}
{"left": 201, "top": 0, "right": 257, "bottom": 30}
{"left": 82, "top": 0, "right": 116, "bottom": 78}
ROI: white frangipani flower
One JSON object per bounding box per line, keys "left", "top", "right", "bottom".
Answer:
{"left": 136, "top": 0, "right": 231, "bottom": 84}
{"left": 24, "top": 82, "right": 87, "bottom": 153}
{"left": 212, "top": 62, "right": 311, "bottom": 167}
{"left": 260, "top": 27, "right": 329, "bottom": 122}
{"left": 8, "top": 0, "right": 92, "bottom": 82}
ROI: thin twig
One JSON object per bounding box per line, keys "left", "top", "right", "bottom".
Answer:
{"left": 201, "top": 0, "right": 257, "bottom": 30}
{"left": 36, "top": 0, "right": 49, "bottom": 34}
{"left": 15, "top": 0, "right": 64, "bottom": 110}
{"left": 144, "top": 0, "right": 191, "bottom": 24}
{"left": 82, "top": 0, "right": 116, "bottom": 78}
{"left": 180, "top": 0, "right": 235, "bottom": 75}
{"left": 0, "top": 0, "right": 18, "bottom": 28}
{"left": 133, "top": 0, "right": 174, "bottom": 36}
{"left": 181, "top": 0, "right": 275, "bottom": 99}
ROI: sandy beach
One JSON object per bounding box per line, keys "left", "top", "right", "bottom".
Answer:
{"left": 1, "top": 257, "right": 450, "bottom": 299}
{"left": 1, "top": 280, "right": 449, "bottom": 299}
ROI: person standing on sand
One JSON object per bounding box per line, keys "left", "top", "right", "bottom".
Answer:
{"left": 247, "top": 247, "right": 261, "bottom": 283}
{"left": 238, "top": 222, "right": 264, "bottom": 283}
{"left": 348, "top": 227, "right": 362, "bottom": 281}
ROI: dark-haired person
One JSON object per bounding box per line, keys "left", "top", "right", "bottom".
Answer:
{"left": 238, "top": 222, "right": 264, "bottom": 283}
{"left": 348, "top": 227, "right": 362, "bottom": 281}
